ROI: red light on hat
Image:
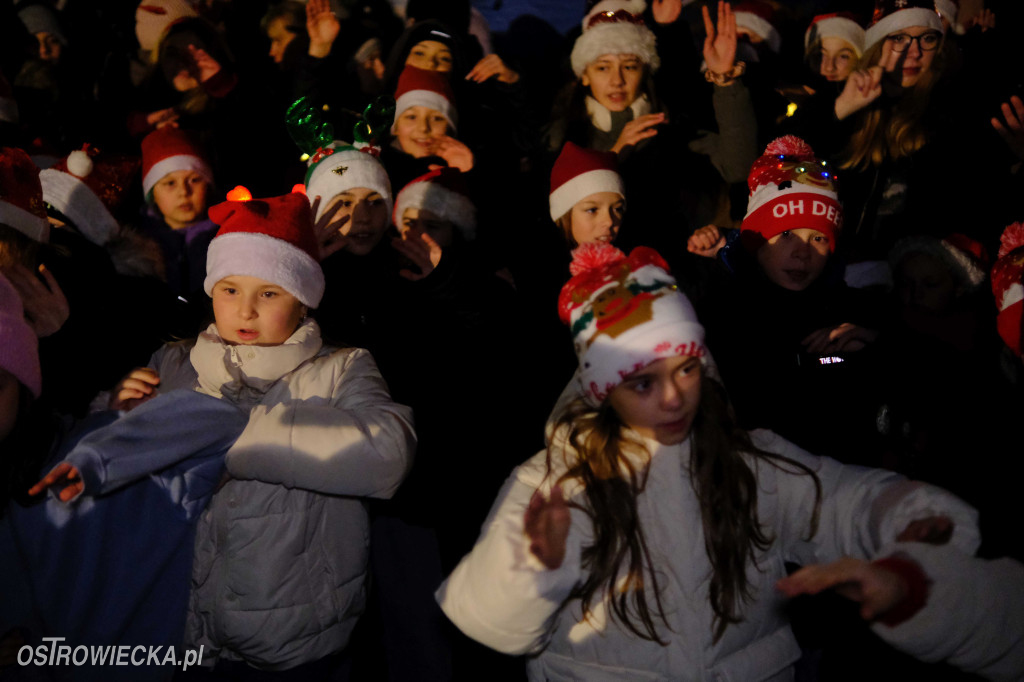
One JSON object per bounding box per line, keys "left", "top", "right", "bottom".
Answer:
{"left": 226, "top": 186, "right": 252, "bottom": 202}
{"left": 291, "top": 184, "right": 306, "bottom": 195}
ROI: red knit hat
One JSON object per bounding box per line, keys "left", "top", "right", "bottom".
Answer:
{"left": 805, "top": 12, "right": 866, "bottom": 56}
{"left": 559, "top": 243, "right": 706, "bottom": 405}
{"left": 393, "top": 168, "right": 476, "bottom": 241}
{"left": 204, "top": 192, "right": 325, "bottom": 307}
{"left": 141, "top": 126, "right": 213, "bottom": 199}
{"left": 39, "top": 145, "right": 141, "bottom": 246}
{"left": 549, "top": 142, "right": 625, "bottom": 222}
{"left": 992, "top": 222, "right": 1024, "bottom": 356}
{"left": 734, "top": 0, "right": 782, "bottom": 53}
{"left": 570, "top": 0, "right": 659, "bottom": 77}
{"left": 392, "top": 65, "right": 457, "bottom": 133}
{"left": 740, "top": 136, "right": 842, "bottom": 252}
{"left": 0, "top": 147, "right": 49, "bottom": 243}
{"left": 865, "top": 0, "right": 943, "bottom": 51}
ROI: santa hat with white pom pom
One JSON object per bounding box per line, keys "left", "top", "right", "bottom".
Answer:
{"left": 39, "top": 146, "right": 141, "bottom": 246}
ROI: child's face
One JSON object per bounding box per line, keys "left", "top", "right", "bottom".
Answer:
{"left": 322, "top": 188, "right": 390, "bottom": 256}
{"left": 212, "top": 275, "right": 307, "bottom": 346}
{"left": 607, "top": 355, "right": 702, "bottom": 446}
{"left": 812, "top": 37, "right": 857, "bottom": 82}
{"left": 400, "top": 207, "right": 454, "bottom": 248}
{"left": 0, "top": 368, "right": 20, "bottom": 442}
{"left": 582, "top": 54, "right": 644, "bottom": 112}
{"left": 895, "top": 252, "right": 956, "bottom": 314}
{"left": 152, "top": 170, "right": 209, "bottom": 230}
{"left": 756, "top": 228, "right": 830, "bottom": 291}
{"left": 266, "top": 17, "right": 297, "bottom": 64}
{"left": 405, "top": 40, "right": 454, "bottom": 73}
{"left": 569, "top": 192, "right": 624, "bottom": 245}
{"left": 395, "top": 106, "right": 449, "bottom": 158}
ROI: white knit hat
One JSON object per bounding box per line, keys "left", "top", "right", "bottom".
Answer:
{"left": 304, "top": 143, "right": 393, "bottom": 221}
{"left": 570, "top": 0, "right": 659, "bottom": 77}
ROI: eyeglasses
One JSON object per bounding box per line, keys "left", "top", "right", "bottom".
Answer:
{"left": 885, "top": 31, "right": 942, "bottom": 52}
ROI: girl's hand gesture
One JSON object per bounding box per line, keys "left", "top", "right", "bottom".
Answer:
{"left": 834, "top": 66, "right": 884, "bottom": 120}
{"left": 611, "top": 113, "right": 666, "bottom": 154}
{"left": 110, "top": 367, "right": 160, "bottom": 412}
{"left": 187, "top": 44, "right": 222, "bottom": 83}
{"left": 702, "top": 1, "right": 738, "bottom": 77}
{"left": 466, "top": 54, "right": 520, "bottom": 84}
{"left": 393, "top": 226, "right": 443, "bottom": 281}
{"left": 306, "top": 0, "right": 341, "bottom": 59}
{"left": 2, "top": 262, "right": 69, "bottom": 338}
{"left": 28, "top": 462, "right": 84, "bottom": 503}
{"left": 429, "top": 136, "right": 474, "bottom": 173}
{"left": 776, "top": 556, "right": 910, "bottom": 621}
{"left": 687, "top": 224, "right": 726, "bottom": 258}
{"left": 992, "top": 95, "right": 1024, "bottom": 161}
{"left": 311, "top": 196, "right": 350, "bottom": 261}
{"left": 525, "top": 485, "right": 571, "bottom": 570}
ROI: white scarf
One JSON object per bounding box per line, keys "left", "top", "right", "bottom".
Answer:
{"left": 585, "top": 94, "right": 651, "bottom": 132}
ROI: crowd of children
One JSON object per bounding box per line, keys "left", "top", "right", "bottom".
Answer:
{"left": 1, "top": 0, "right": 1023, "bottom": 679}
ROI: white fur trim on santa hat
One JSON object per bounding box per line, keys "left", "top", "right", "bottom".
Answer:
{"left": 305, "top": 149, "right": 393, "bottom": 220}
{"left": 549, "top": 170, "right": 625, "bottom": 222}
{"left": 204, "top": 232, "right": 325, "bottom": 308}
{"left": 0, "top": 200, "right": 49, "bottom": 243}
{"left": 804, "top": 16, "right": 865, "bottom": 56}
{"left": 571, "top": 21, "right": 660, "bottom": 77}
{"left": 136, "top": 0, "right": 198, "bottom": 55}
{"left": 39, "top": 168, "right": 119, "bottom": 246}
{"left": 1001, "top": 283, "right": 1023, "bottom": 312}
{"left": 142, "top": 154, "right": 213, "bottom": 198}
{"left": 735, "top": 10, "right": 781, "bottom": 53}
{"left": 933, "top": 0, "right": 963, "bottom": 33}
{"left": 865, "top": 7, "right": 943, "bottom": 51}
{"left": 394, "top": 181, "right": 476, "bottom": 241}
{"left": 393, "top": 90, "right": 457, "bottom": 133}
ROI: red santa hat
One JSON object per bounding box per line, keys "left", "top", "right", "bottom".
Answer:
{"left": 135, "top": 0, "right": 199, "bottom": 56}
{"left": 570, "top": 0, "right": 659, "bottom": 77}
{"left": 0, "top": 147, "right": 49, "bottom": 243}
{"left": 141, "top": 126, "right": 213, "bottom": 199}
{"left": 992, "top": 222, "right": 1024, "bottom": 356}
{"left": 392, "top": 65, "right": 457, "bottom": 133}
{"left": 38, "top": 145, "right": 140, "bottom": 246}
{"left": 204, "top": 192, "right": 324, "bottom": 308}
{"left": 549, "top": 142, "right": 624, "bottom": 222}
{"left": 0, "top": 272, "right": 41, "bottom": 398}
{"left": 559, "top": 243, "right": 707, "bottom": 405}
{"left": 393, "top": 168, "right": 476, "bottom": 241}
{"left": 734, "top": 0, "right": 782, "bottom": 53}
{"left": 890, "top": 233, "right": 988, "bottom": 293}
{"left": 804, "top": 13, "right": 866, "bottom": 56}
{"left": 741, "top": 136, "right": 842, "bottom": 252}
{"left": 865, "top": 0, "right": 943, "bottom": 52}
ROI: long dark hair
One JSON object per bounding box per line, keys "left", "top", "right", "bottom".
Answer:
{"left": 546, "top": 369, "right": 822, "bottom": 643}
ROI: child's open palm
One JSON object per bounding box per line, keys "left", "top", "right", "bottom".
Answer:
{"left": 525, "top": 485, "right": 571, "bottom": 570}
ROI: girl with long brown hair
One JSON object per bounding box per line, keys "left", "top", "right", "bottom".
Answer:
{"left": 437, "top": 242, "right": 984, "bottom": 680}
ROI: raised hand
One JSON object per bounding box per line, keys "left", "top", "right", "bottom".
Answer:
{"left": 1, "top": 262, "right": 69, "bottom": 338}
{"left": 524, "top": 485, "right": 571, "bottom": 570}
{"left": 687, "top": 224, "right": 726, "bottom": 258}
{"left": 311, "top": 196, "right": 350, "bottom": 260}
{"left": 466, "top": 54, "right": 520, "bottom": 84}
{"left": 187, "top": 44, "right": 222, "bottom": 83}
{"left": 702, "top": 1, "right": 738, "bottom": 77}
{"left": 611, "top": 113, "right": 666, "bottom": 153}
{"left": 393, "top": 226, "right": 443, "bottom": 281}
{"left": 429, "top": 136, "right": 474, "bottom": 172}
{"left": 28, "top": 462, "right": 84, "bottom": 502}
{"left": 110, "top": 367, "right": 160, "bottom": 412}
{"left": 992, "top": 95, "right": 1024, "bottom": 161}
{"left": 306, "top": 0, "right": 341, "bottom": 59}
{"left": 834, "top": 66, "right": 884, "bottom": 120}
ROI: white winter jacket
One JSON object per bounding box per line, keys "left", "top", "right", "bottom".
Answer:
{"left": 437, "top": 429, "right": 979, "bottom": 682}
{"left": 148, "top": 320, "right": 415, "bottom": 670}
